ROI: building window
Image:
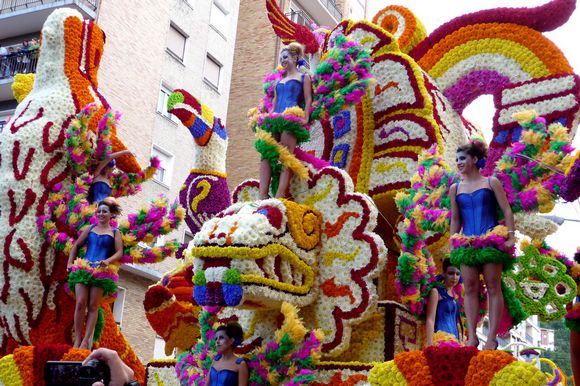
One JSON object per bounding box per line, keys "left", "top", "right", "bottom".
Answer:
{"left": 166, "top": 23, "right": 187, "bottom": 61}
{"left": 110, "top": 287, "right": 126, "bottom": 327}
{"left": 204, "top": 55, "right": 222, "bottom": 90}
{"left": 210, "top": 1, "right": 229, "bottom": 37}
{"left": 151, "top": 145, "right": 174, "bottom": 186}
{"left": 157, "top": 85, "right": 180, "bottom": 123}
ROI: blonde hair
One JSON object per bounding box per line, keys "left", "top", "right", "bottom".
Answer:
{"left": 281, "top": 42, "right": 305, "bottom": 60}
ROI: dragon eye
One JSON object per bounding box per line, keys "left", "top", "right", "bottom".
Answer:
{"left": 254, "top": 205, "right": 283, "bottom": 229}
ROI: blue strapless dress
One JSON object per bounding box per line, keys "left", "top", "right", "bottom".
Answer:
{"left": 274, "top": 76, "right": 304, "bottom": 113}
{"left": 456, "top": 188, "right": 498, "bottom": 236}
{"left": 84, "top": 229, "right": 116, "bottom": 265}
{"left": 88, "top": 181, "right": 112, "bottom": 204}
{"left": 434, "top": 286, "right": 460, "bottom": 339}
{"left": 209, "top": 355, "right": 244, "bottom": 386}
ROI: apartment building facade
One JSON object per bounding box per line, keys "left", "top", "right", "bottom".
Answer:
{"left": 225, "top": 0, "right": 368, "bottom": 190}
{"left": 0, "top": 0, "right": 239, "bottom": 361}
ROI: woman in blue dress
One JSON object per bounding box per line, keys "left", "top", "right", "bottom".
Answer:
{"left": 449, "top": 140, "right": 515, "bottom": 350}
{"left": 66, "top": 198, "right": 123, "bottom": 349}
{"left": 259, "top": 42, "right": 312, "bottom": 199}
{"left": 207, "top": 322, "right": 248, "bottom": 386}
{"left": 88, "top": 150, "right": 132, "bottom": 204}
{"left": 424, "top": 258, "right": 462, "bottom": 346}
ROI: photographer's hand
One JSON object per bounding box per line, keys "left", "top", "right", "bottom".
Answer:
{"left": 83, "top": 348, "right": 136, "bottom": 386}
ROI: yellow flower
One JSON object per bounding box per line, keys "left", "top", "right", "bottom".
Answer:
{"left": 11, "top": 73, "right": 35, "bottom": 103}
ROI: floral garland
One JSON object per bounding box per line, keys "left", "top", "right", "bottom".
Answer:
{"left": 504, "top": 241, "right": 576, "bottom": 321}
{"left": 310, "top": 34, "right": 373, "bottom": 121}
{"left": 561, "top": 149, "right": 580, "bottom": 202}
{"left": 175, "top": 307, "right": 218, "bottom": 386}
{"left": 394, "top": 146, "right": 458, "bottom": 315}
{"left": 495, "top": 110, "right": 575, "bottom": 215}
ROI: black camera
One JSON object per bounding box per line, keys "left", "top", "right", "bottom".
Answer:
{"left": 44, "top": 360, "right": 111, "bottom": 386}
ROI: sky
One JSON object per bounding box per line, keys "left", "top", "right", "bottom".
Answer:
{"left": 366, "top": 1, "right": 580, "bottom": 256}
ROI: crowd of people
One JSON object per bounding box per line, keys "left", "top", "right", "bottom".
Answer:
{"left": 0, "top": 38, "right": 40, "bottom": 78}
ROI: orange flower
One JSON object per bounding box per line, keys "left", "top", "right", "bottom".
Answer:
{"left": 464, "top": 350, "right": 515, "bottom": 386}
{"left": 394, "top": 351, "right": 433, "bottom": 385}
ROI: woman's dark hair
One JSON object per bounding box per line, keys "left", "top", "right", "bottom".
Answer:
{"left": 442, "top": 258, "right": 457, "bottom": 273}
{"left": 97, "top": 198, "right": 122, "bottom": 216}
{"left": 574, "top": 249, "right": 580, "bottom": 264}
{"left": 216, "top": 321, "right": 244, "bottom": 347}
{"left": 457, "top": 139, "right": 487, "bottom": 161}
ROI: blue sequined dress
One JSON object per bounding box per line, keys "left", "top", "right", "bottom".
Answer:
{"left": 434, "top": 286, "right": 460, "bottom": 339}
{"left": 274, "top": 75, "right": 305, "bottom": 113}
{"left": 455, "top": 186, "right": 498, "bottom": 237}
{"left": 208, "top": 354, "right": 245, "bottom": 386}
{"left": 67, "top": 225, "right": 119, "bottom": 297}
{"left": 88, "top": 180, "right": 112, "bottom": 204}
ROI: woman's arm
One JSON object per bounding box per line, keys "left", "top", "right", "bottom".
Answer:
{"left": 67, "top": 226, "right": 91, "bottom": 269}
{"left": 449, "top": 183, "right": 461, "bottom": 235}
{"left": 101, "top": 231, "right": 124, "bottom": 267}
{"left": 238, "top": 360, "right": 249, "bottom": 386}
{"left": 424, "top": 288, "right": 439, "bottom": 347}
{"left": 490, "top": 177, "right": 515, "bottom": 249}
{"left": 93, "top": 150, "right": 133, "bottom": 176}
{"left": 302, "top": 74, "right": 312, "bottom": 125}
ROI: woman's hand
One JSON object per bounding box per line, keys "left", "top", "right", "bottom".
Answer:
{"left": 98, "top": 260, "right": 109, "bottom": 269}
{"left": 505, "top": 236, "right": 515, "bottom": 250}
{"left": 66, "top": 261, "right": 74, "bottom": 272}
{"left": 300, "top": 117, "right": 309, "bottom": 126}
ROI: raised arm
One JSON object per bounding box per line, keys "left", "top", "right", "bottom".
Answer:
{"left": 449, "top": 183, "right": 461, "bottom": 235}
{"left": 94, "top": 150, "right": 133, "bottom": 176}
{"left": 489, "top": 176, "right": 515, "bottom": 249}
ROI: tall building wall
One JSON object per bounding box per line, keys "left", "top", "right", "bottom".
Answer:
{"left": 226, "top": 0, "right": 279, "bottom": 189}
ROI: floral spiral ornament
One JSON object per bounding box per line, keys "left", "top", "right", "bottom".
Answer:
{"left": 371, "top": 5, "right": 427, "bottom": 54}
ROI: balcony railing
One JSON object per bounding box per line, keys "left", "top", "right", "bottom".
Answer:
{"left": 0, "top": 49, "right": 39, "bottom": 80}
{"left": 0, "top": 0, "right": 99, "bottom": 14}
{"left": 319, "top": 0, "right": 342, "bottom": 21}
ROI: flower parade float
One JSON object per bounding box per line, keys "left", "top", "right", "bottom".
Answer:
{"left": 145, "top": 0, "right": 579, "bottom": 385}
{"left": 0, "top": 8, "right": 186, "bottom": 385}
{"left": 1, "top": 0, "right": 579, "bottom": 385}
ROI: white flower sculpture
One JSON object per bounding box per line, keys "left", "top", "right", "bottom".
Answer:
{"left": 188, "top": 167, "right": 386, "bottom": 357}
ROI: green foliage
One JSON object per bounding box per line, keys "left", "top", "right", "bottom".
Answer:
{"left": 540, "top": 319, "right": 573, "bottom": 380}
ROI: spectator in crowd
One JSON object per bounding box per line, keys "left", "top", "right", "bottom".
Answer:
{"left": 0, "top": 43, "right": 8, "bottom": 78}
{"left": 20, "top": 40, "right": 30, "bottom": 74}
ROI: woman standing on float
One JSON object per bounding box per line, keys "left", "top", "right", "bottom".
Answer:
{"left": 66, "top": 198, "right": 123, "bottom": 349}
{"left": 449, "top": 140, "right": 515, "bottom": 350}
{"left": 259, "top": 42, "right": 312, "bottom": 199}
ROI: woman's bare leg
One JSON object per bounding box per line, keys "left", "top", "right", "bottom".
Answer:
{"left": 461, "top": 265, "right": 480, "bottom": 347}
{"left": 483, "top": 262, "right": 504, "bottom": 350}
{"left": 260, "top": 159, "right": 272, "bottom": 200}
{"left": 73, "top": 284, "right": 89, "bottom": 348}
{"left": 80, "top": 286, "right": 104, "bottom": 349}
{"left": 276, "top": 132, "right": 297, "bottom": 198}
